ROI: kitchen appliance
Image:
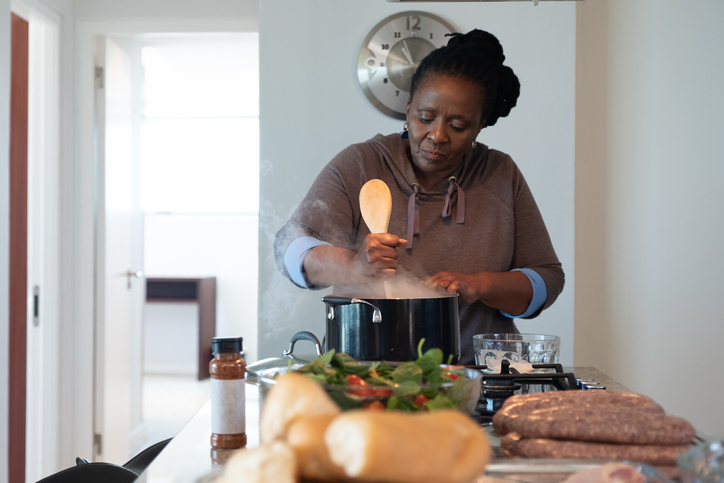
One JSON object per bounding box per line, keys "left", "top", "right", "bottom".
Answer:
{"left": 472, "top": 359, "right": 605, "bottom": 424}
{"left": 322, "top": 293, "right": 460, "bottom": 362}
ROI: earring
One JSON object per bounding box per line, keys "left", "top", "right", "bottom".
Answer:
{"left": 472, "top": 141, "right": 477, "bottom": 149}
{"left": 403, "top": 122, "right": 408, "bottom": 131}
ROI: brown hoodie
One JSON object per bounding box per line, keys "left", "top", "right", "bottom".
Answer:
{"left": 274, "top": 133, "right": 564, "bottom": 364}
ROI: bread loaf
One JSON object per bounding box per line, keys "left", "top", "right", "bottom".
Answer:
{"left": 324, "top": 409, "right": 491, "bottom": 483}
{"left": 218, "top": 441, "right": 297, "bottom": 483}
{"left": 260, "top": 373, "right": 340, "bottom": 443}
{"left": 286, "top": 414, "right": 350, "bottom": 482}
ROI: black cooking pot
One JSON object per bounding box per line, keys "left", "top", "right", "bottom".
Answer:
{"left": 321, "top": 294, "right": 460, "bottom": 363}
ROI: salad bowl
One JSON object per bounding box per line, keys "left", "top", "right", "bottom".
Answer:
{"left": 256, "top": 344, "right": 483, "bottom": 414}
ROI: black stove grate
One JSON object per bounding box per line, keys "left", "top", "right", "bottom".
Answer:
{"left": 469, "top": 360, "right": 602, "bottom": 424}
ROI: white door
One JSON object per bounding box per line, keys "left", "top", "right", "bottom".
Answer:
{"left": 93, "top": 35, "right": 145, "bottom": 464}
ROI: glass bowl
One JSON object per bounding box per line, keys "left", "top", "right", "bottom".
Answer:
{"left": 678, "top": 439, "right": 724, "bottom": 483}
{"left": 473, "top": 333, "right": 560, "bottom": 373}
{"left": 257, "top": 363, "right": 483, "bottom": 414}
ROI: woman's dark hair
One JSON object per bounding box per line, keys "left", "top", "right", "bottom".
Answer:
{"left": 409, "top": 29, "right": 520, "bottom": 128}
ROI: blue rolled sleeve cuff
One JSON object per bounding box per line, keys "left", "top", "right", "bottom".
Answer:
{"left": 502, "top": 268, "right": 547, "bottom": 318}
{"left": 284, "top": 236, "right": 332, "bottom": 289}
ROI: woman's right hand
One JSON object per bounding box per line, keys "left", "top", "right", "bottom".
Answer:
{"left": 302, "top": 234, "right": 406, "bottom": 287}
{"left": 352, "top": 233, "right": 407, "bottom": 281}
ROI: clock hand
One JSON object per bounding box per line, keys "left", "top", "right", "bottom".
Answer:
{"left": 401, "top": 40, "right": 415, "bottom": 66}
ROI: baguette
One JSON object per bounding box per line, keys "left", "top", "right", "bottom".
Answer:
{"left": 260, "top": 373, "right": 340, "bottom": 443}
{"left": 218, "top": 441, "right": 297, "bottom": 483}
{"left": 324, "top": 409, "right": 491, "bottom": 483}
{"left": 286, "top": 414, "right": 350, "bottom": 482}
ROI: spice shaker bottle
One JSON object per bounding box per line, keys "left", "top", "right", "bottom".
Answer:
{"left": 209, "top": 337, "right": 247, "bottom": 449}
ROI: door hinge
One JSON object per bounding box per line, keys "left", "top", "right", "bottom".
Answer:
{"left": 94, "top": 433, "right": 102, "bottom": 456}
{"left": 33, "top": 285, "right": 40, "bottom": 326}
{"left": 95, "top": 66, "right": 104, "bottom": 89}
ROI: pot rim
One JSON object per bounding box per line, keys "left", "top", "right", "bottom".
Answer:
{"left": 332, "top": 292, "right": 459, "bottom": 301}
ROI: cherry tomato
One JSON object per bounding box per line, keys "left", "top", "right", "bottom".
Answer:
{"left": 446, "top": 372, "right": 459, "bottom": 381}
{"left": 414, "top": 394, "right": 429, "bottom": 408}
{"left": 371, "top": 387, "right": 394, "bottom": 397}
{"left": 345, "top": 375, "right": 373, "bottom": 397}
{"left": 365, "top": 401, "right": 386, "bottom": 411}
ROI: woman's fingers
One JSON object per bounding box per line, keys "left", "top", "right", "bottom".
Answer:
{"left": 354, "top": 233, "right": 407, "bottom": 279}
{"left": 427, "top": 272, "right": 481, "bottom": 303}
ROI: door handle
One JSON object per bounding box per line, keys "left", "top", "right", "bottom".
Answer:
{"left": 125, "top": 270, "right": 144, "bottom": 289}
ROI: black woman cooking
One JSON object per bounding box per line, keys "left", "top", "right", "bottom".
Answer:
{"left": 274, "top": 29, "right": 565, "bottom": 365}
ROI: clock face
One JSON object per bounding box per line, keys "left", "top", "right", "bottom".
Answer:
{"left": 357, "top": 11, "right": 457, "bottom": 120}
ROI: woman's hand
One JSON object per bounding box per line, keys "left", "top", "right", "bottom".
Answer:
{"left": 352, "top": 233, "right": 408, "bottom": 280}
{"left": 427, "top": 271, "right": 534, "bottom": 316}
{"left": 427, "top": 272, "right": 485, "bottom": 304}
{"left": 302, "top": 234, "right": 407, "bottom": 287}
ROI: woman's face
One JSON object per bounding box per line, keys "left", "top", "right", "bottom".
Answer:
{"left": 406, "top": 74, "right": 485, "bottom": 188}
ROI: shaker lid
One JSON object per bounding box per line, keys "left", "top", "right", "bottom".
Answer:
{"left": 212, "top": 337, "right": 243, "bottom": 354}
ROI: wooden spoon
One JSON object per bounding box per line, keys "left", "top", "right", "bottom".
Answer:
{"left": 359, "top": 179, "right": 392, "bottom": 234}
{"left": 359, "top": 179, "right": 394, "bottom": 297}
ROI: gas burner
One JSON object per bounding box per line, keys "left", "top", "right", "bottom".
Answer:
{"left": 469, "top": 360, "right": 604, "bottom": 424}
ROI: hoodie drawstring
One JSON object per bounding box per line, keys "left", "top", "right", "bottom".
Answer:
{"left": 442, "top": 176, "right": 466, "bottom": 224}
{"left": 406, "top": 178, "right": 465, "bottom": 251}
{"left": 406, "top": 183, "right": 420, "bottom": 250}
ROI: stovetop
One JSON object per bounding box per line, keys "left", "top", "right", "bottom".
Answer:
{"left": 470, "top": 360, "right": 607, "bottom": 424}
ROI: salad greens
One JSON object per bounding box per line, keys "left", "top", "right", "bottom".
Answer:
{"left": 288, "top": 339, "right": 470, "bottom": 412}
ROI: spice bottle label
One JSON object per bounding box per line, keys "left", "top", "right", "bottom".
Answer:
{"left": 210, "top": 379, "right": 246, "bottom": 435}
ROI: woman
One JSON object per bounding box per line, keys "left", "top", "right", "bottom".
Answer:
{"left": 274, "top": 29, "right": 564, "bottom": 364}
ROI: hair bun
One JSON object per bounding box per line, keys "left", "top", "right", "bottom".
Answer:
{"left": 411, "top": 28, "right": 520, "bottom": 128}
{"left": 447, "top": 29, "right": 505, "bottom": 65}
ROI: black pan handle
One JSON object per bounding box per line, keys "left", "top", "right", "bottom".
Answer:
{"left": 283, "top": 331, "right": 323, "bottom": 357}
{"left": 320, "top": 295, "right": 355, "bottom": 306}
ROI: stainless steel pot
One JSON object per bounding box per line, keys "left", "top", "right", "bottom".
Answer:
{"left": 322, "top": 294, "right": 461, "bottom": 363}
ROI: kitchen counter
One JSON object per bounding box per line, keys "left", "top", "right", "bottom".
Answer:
{"left": 137, "top": 367, "right": 629, "bottom": 483}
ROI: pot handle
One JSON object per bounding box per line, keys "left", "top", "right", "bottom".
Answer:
{"left": 320, "top": 295, "right": 356, "bottom": 306}
{"left": 283, "top": 331, "right": 323, "bottom": 357}
{"left": 321, "top": 296, "right": 382, "bottom": 324}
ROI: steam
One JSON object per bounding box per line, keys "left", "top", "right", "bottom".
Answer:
{"left": 257, "top": 158, "right": 319, "bottom": 343}
{"left": 335, "top": 268, "right": 452, "bottom": 300}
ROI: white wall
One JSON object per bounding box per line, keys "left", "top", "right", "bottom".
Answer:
{"left": 143, "top": 214, "right": 260, "bottom": 365}
{"left": 258, "top": 0, "right": 576, "bottom": 362}
{"left": 576, "top": 0, "right": 724, "bottom": 436}
{"left": 1, "top": 0, "right": 12, "bottom": 479}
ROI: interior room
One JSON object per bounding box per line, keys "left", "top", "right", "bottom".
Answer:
{"left": 1, "top": 0, "right": 722, "bottom": 481}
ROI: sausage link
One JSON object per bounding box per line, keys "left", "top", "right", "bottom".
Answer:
{"left": 501, "top": 406, "right": 694, "bottom": 445}
{"left": 493, "top": 391, "right": 665, "bottom": 435}
{"left": 501, "top": 433, "right": 690, "bottom": 466}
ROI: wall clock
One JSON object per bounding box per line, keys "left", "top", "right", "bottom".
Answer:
{"left": 357, "top": 11, "right": 457, "bottom": 120}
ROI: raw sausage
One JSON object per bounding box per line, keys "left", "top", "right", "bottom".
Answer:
{"left": 501, "top": 433, "right": 690, "bottom": 466}
{"left": 500, "top": 406, "right": 695, "bottom": 445}
{"left": 493, "top": 391, "right": 665, "bottom": 435}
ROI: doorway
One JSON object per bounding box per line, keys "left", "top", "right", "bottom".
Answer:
{"left": 9, "top": 2, "right": 62, "bottom": 481}
{"left": 136, "top": 33, "right": 260, "bottom": 456}
{"left": 90, "top": 31, "right": 259, "bottom": 464}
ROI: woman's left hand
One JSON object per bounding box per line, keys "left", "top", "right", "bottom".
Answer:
{"left": 427, "top": 270, "right": 534, "bottom": 315}
{"left": 426, "top": 272, "right": 484, "bottom": 304}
